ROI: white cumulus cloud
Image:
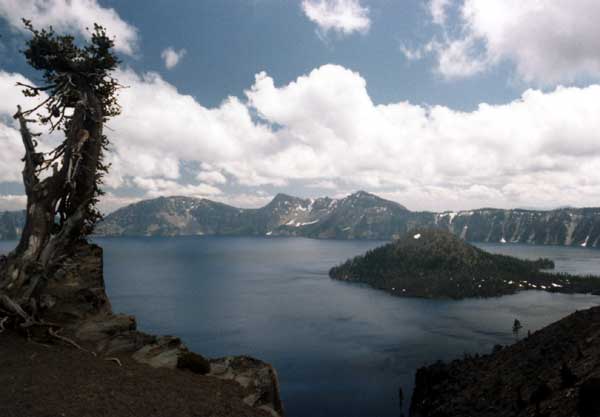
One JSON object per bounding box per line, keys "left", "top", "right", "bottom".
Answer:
{"left": 419, "top": 0, "right": 600, "bottom": 83}
{"left": 301, "top": 0, "right": 370, "bottom": 36}
{"left": 132, "top": 177, "right": 222, "bottom": 199}
{"left": 161, "top": 47, "right": 186, "bottom": 70}
{"left": 0, "top": 0, "right": 138, "bottom": 55}
{"left": 3, "top": 64, "right": 600, "bottom": 212}
{"left": 0, "top": 71, "right": 58, "bottom": 183}
{"left": 104, "top": 68, "right": 277, "bottom": 188}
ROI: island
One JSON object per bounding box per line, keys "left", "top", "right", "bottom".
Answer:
{"left": 329, "top": 228, "right": 600, "bottom": 299}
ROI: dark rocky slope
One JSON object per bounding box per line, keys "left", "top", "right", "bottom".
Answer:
{"left": 329, "top": 229, "right": 600, "bottom": 299}
{"left": 410, "top": 306, "right": 600, "bottom": 417}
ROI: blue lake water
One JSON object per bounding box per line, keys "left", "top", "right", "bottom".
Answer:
{"left": 1, "top": 237, "right": 600, "bottom": 417}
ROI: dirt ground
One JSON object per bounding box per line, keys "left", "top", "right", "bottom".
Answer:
{"left": 0, "top": 331, "right": 271, "bottom": 417}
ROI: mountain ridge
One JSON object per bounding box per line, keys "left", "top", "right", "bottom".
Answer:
{"left": 1, "top": 191, "right": 599, "bottom": 247}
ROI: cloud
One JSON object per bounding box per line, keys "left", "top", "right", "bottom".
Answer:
{"left": 3, "top": 64, "right": 600, "bottom": 212}
{"left": 96, "top": 193, "right": 140, "bottom": 214}
{"left": 418, "top": 0, "right": 600, "bottom": 83}
{"left": 196, "top": 170, "right": 227, "bottom": 185}
{"left": 430, "top": 37, "right": 488, "bottom": 79}
{"left": 399, "top": 44, "right": 426, "bottom": 62}
{"left": 161, "top": 47, "right": 186, "bottom": 69}
{"left": 0, "top": 0, "right": 138, "bottom": 55}
{"left": 0, "top": 70, "right": 40, "bottom": 115}
{"left": 218, "top": 192, "right": 273, "bottom": 209}
{"left": 301, "top": 0, "right": 370, "bottom": 36}
{"left": 0, "top": 194, "right": 26, "bottom": 211}
{"left": 244, "top": 65, "right": 600, "bottom": 210}
{"left": 105, "top": 68, "right": 276, "bottom": 188}
{"left": 0, "top": 122, "right": 24, "bottom": 184}
{"left": 306, "top": 180, "right": 338, "bottom": 189}
{"left": 429, "top": 0, "right": 450, "bottom": 25}
{"left": 0, "top": 71, "right": 57, "bottom": 184}
{"left": 132, "top": 177, "right": 222, "bottom": 199}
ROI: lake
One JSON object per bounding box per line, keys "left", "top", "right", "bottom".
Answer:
{"left": 1, "top": 237, "right": 600, "bottom": 417}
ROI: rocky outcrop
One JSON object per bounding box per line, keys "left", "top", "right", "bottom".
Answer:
{"left": 122, "top": 336, "right": 284, "bottom": 416}
{"left": 410, "top": 307, "right": 600, "bottom": 417}
{"left": 36, "top": 241, "right": 284, "bottom": 417}
{"left": 210, "top": 356, "right": 284, "bottom": 417}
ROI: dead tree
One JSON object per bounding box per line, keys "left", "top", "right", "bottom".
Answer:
{"left": 0, "top": 21, "right": 121, "bottom": 327}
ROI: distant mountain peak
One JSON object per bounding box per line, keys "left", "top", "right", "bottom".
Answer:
{"left": 342, "top": 190, "right": 408, "bottom": 210}
{"left": 81, "top": 191, "right": 600, "bottom": 247}
{"left": 267, "top": 193, "right": 306, "bottom": 209}
{"left": 350, "top": 190, "right": 373, "bottom": 198}
{"left": 271, "top": 192, "right": 297, "bottom": 202}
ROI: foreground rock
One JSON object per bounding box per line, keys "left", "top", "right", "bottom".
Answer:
{"left": 7, "top": 242, "right": 283, "bottom": 417}
{"left": 410, "top": 306, "right": 600, "bottom": 417}
{"left": 330, "top": 228, "right": 600, "bottom": 299}
{"left": 0, "top": 331, "right": 275, "bottom": 417}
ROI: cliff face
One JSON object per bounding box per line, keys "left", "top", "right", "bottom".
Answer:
{"left": 92, "top": 194, "right": 600, "bottom": 247}
{"left": 434, "top": 207, "right": 600, "bottom": 247}
{"left": 22, "top": 242, "right": 284, "bottom": 417}
{"left": 410, "top": 307, "right": 600, "bottom": 417}
{"left": 3, "top": 193, "right": 600, "bottom": 247}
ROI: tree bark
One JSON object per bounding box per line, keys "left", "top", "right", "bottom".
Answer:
{"left": 0, "top": 90, "right": 103, "bottom": 318}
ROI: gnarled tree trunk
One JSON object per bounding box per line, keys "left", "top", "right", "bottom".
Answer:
{"left": 0, "top": 91, "right": 103, "bottom": 323}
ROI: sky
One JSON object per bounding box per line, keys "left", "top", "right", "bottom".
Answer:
{"left": 1, "top": 0, "right": 600, "bottom": 213}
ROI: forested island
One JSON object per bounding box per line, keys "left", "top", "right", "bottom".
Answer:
{"left": 329, "top": 229, "right": 600, "bottom": 299}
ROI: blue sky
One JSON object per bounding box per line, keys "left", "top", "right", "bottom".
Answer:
{"left": 1, "top": 0, "right": 600, "bottom": 212}
{"left": 104, "top": 0, "right": 520, "bottom": 110}
{"left": 1, "top": 1, "right": 520, "bottom": 109}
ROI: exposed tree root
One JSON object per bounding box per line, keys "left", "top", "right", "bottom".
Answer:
{"left": 0, "top": 316, "right": 7, "bottom": 333}
{"left": 0, "top": 292, "right": 63, "bottom": 331}
{"left": 0, "top": 293, "right": 35, "bottom": 328}
{"left": 29, "top": 340, "right": 52, "bottom": 349}
{"left": 48, "top": 328, "right": 96, "bottom": 357}
{"left": 104, "top": 357, "right": 122, "bottom": 367}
